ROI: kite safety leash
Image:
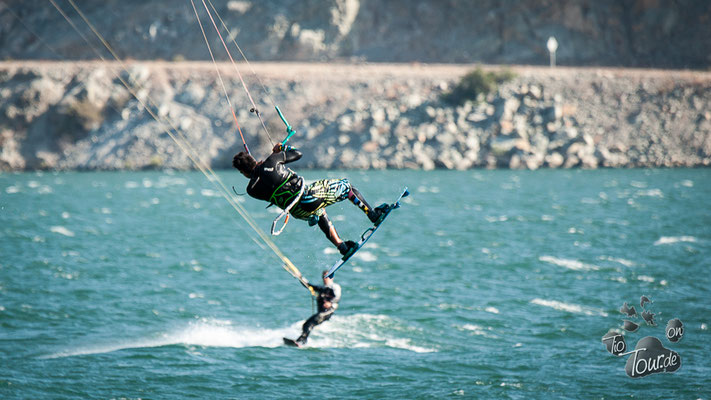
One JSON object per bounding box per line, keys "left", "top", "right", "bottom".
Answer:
{"left": 271, "top": 177, "right": 305, "bottom": 236}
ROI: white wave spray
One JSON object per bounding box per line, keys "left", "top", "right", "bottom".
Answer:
{"left": 44, "top": 314, "right": 435, "bottom": 358}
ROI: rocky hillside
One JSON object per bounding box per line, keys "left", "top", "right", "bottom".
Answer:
{"left": 1, "top": 0, "right": 710, "bottom": 69}
{"left": 1, "top": 61, "right": 709, "bottom": 171}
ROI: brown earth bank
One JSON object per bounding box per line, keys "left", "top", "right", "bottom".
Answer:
{"left": 0, "top": 61, "right": 710, "bottom": 171}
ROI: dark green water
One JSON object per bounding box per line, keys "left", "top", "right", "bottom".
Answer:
{"left": 1, "top": 169, "right": 709, "bottom": 399}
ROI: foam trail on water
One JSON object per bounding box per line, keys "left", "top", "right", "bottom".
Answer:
{"left": 49, "top": 226, "right": 75, "bottom": 237}
{"left": 653, "top": 236, "right": 697, "bottom": 246}
{"left": 539, "top": 256, "right": 599, "bottom": 271}
{"left": 306, "top": 314, "right": 436, "bottom": 353}
{"left": 531, "top": 298, "right": 608, "bottom": 317}
{"left": 355, "top": 251, "right": 377, "bottom": 262}
{"left": 165, "top": 321, "right": 291, "bottom": 348}
{"left": 45, "top": 320, "right": 296, "bottom": 358}
{"left": 457, "top": 324, "right": 499, "bottom": 339}
{"left": 44, "top": 314, "right": 434, "bottom": 358}
{"left": 598, "top": 255, "right": 636, "bottom": 267}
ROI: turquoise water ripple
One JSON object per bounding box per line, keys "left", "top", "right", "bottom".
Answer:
{"left": 1, "top": 169, "right": 710, "bottom": 398}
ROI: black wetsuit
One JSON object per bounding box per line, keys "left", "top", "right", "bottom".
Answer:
{"left": 246, "top": 148, "right": 303, "bottom": 209}
{"left": 296, "top": 282, "right": 342, "bottom": 344}
{"left": 244, "top": 147, "right": 377, "bottom": 254}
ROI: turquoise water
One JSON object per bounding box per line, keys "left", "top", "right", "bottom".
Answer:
{"left": 1, "top": 169, "right": 710, "bottom": 399}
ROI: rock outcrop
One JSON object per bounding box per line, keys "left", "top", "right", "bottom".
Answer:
{"left": 1, "top": 62, "right": 709, "bottom": 171}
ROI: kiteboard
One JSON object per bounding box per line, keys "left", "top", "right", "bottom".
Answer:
{"left": 283, "top": 337, "right": 302, "bottom": 347}
{"left": 326, "top": 187, "right": 409, "bottom": 278}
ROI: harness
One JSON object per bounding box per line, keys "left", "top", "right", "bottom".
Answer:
{"left": 270, "top": 175, "right": 305, "bottom": 236}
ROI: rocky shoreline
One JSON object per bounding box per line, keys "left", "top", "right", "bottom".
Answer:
{"left": 1, "top": 61, "right": 710, "bottom": 171}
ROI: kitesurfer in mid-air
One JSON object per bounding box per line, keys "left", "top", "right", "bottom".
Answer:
{"left": 293, "top": 270, "right": 341, "bottom": 346}
{"left": 233, "top": 144, "right": 390, "bottom": 257}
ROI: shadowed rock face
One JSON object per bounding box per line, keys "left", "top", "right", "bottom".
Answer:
{"left": 1, "top": 0, "right": 710, "bottom": 69}
{"left": 1, "top": 62, "right": 710, "bottom": 171}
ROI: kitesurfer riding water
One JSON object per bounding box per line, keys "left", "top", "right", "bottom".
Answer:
{"left": 292, "top": 270, "right": 341, "bottom": 346}
{"left": 233, "top": 144, "right": 390, "bottom": 257}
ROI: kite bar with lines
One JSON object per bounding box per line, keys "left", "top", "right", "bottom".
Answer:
{"left": 197, "top": 0, "right": 299, "bottom": 151}
{"left": 275, "top": 105, "right": 296, "bottom": 145}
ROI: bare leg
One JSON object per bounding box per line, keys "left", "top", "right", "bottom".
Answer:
{"left": 318, "top": 211, "right": 343, "bottom": 247}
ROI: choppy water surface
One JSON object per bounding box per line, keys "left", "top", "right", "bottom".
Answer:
{"left": 1, "top": 169, "right": 709, "bottom": 399}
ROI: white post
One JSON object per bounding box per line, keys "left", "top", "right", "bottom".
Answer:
{"left": 547, "top": 36, "right": 558, "bottom": 68}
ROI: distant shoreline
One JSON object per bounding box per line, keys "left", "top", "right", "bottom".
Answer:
{"left": 2, "top": 60, "right": 710, "bottom": 78}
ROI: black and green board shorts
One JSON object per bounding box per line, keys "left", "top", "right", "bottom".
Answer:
{"left": 289, "top": 178, "right": 351, "bottom": 220}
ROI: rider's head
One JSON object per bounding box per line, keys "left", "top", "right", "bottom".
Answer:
{"left": 232, "top": 151, "right": 257, "bottom": 178}
{"left": 322, "top": 270, "right": 333, "bottom": 283}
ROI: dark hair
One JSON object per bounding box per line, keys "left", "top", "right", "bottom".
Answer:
{"left": 233, "top": 152, "right": 257, "bottom": 174}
